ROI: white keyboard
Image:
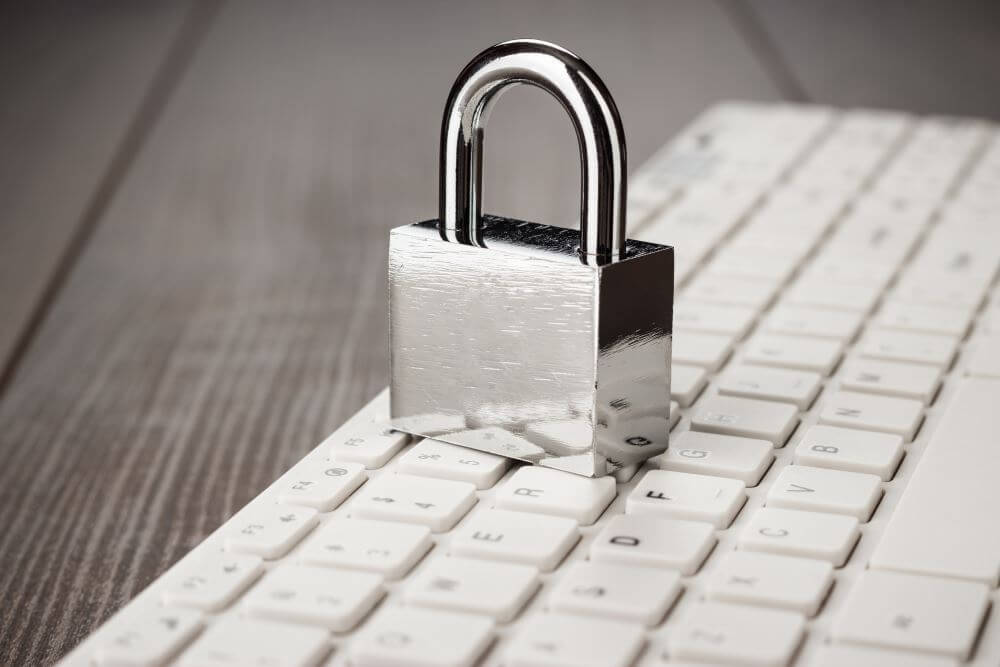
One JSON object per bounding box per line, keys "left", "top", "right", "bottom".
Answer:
{"left": 59, "top": 101, "right": 1000, "bottom": 667}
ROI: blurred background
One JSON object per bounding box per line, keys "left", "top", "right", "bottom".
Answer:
{"left": 1, "top": 1, "right": 999, "bottom": 663}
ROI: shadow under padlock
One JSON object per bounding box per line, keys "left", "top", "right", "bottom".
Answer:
{"left": 388, "top": 39, "right": 674, "bottom": 477}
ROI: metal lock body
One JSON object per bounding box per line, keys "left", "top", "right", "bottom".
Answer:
{"left": 389, "top": 40, "right": 673, "bottom": 476}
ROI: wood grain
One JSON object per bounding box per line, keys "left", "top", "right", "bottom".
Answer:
{"left": 0, "top": 1, "right": 783, "bottom": 663}
{"left": 0, "top": 1, "right": 198, "bottom": 389}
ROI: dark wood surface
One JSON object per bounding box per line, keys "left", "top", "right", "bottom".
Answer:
{"left": 0, "top": 2, "right": 997, "bottom": 664}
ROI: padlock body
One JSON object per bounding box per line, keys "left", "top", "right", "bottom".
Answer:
{"left": 389, "top": 216, "right": 673, "bottom": 476}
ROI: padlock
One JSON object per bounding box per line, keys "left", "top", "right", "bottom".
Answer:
{"left": 388, "top": 39, "right": 673, "bottom": 477}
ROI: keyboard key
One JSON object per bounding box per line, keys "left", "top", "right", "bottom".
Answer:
{"left": 784, "top": 279, "right": 881, "bottom": 312}
{"left": 766, "top": 465, "right": 882, "bottom": 521}
{"left": 591, "top": 514, "right": 715, "bottom": 575}
{"left": 349, "top": 605, "right": 493, "bottom": 667}
{"left": 161, "top": 552, "right": 263, "bottom": 611}
{"left": 812, "top": 645, "right": 960, "bottom": 667}
{"left": 742, "top": 333, "right": 843, "bottom": 374}
{"left": 95, "top": 606, "right": 203, "bottom": 667}
{"left": 505, "top": 613, "right": 645, "bottom": 667}
{"left": 876, "top": 301, "right": 974, "bottom": 337}
{"left": 964, "top": 334, "right": 1000, "bottom": 379}
{"left": 706, "top": 550, "right": 833, "bottom": 616}
{"left": 870, "top": 377, "right": 1000, "bottom": 584}
{"left": 547, "top": 560, "right": 681, "bottom": 626}
{"left": 793, "top": 424, "right": 903, "bottom": 480}
{"left": 628, "top": 469, "right": 746, "bottom": 528}
{"left": 706, "top": 249, "right": 800, "bottom": 283}
{"left": 224, "top": 505, "right": 318, "bottom": 559}
{"left": 652, "top": 430, "right": 773, "bottom": 486}
{"left": 818, "top": 390, "right": 923, "bottom": 440}
{"left": 763, "top": 304, "right": 864, "bottom": 340}
{"left": 674, "top": 300, "right": 757, "bottom": 337}
{"left": 178, "top": 616, "right": 328, "bottom": 667}
{"left": 297, "top": 517, "right": 431, "bottom": 579}
{"left": 668, "top": 601, "right": 805, "bottom": 667}
{"left": 740, "top": 507, "right": 859, "bottom": 566}
{"left": 404, "top": 556, "right": 538, "bottom": 622}
{"left": 324, "top": 421, "right": 410, "bottom": 469}
{"left": 839, "top": 358, "right": 941, "bottom": 403}
{"left": 351, "top": 473, "right": 476, "bottom": 532}
{"left": 831, "top": 570, "right": 990, "bottom": 659}
{"left": 690, "top": 395, "right": 798, "bottom": 446}
{"left": 396, "top": 439, "right": 510, "bottom": 489}
{"left": 683, "top": 273, "right": 779, "bottom": 310}
{"left": 494, "top": 466, "right": 615, "bottom": 525}
{"left": 277, "top": 459, "right": 366, "bottom": 511}
{"left": 717, "top": 364, "right": 821, "bottom": 408}
{"left": 242, "top": 564, "right": 382, "bottom": 631}
{"left": 672, "top": 331, "right": 734, "bottom": 370}
{"left": 671, "top": 363, "right": 708, "bottom": 406}
{"left": 450, "top": 508, "right": 578, "bottom": 571}
{"left": 858, "top": 329, "right": 958, "bottom": 367}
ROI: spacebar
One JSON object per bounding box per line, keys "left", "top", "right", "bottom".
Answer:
{"left": 870, "top": 377, "right": 1000, "bottom": 585}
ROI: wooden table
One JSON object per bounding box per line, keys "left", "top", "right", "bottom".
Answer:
{"left": 1, "top": 1, "right": 998, "bottom": 663}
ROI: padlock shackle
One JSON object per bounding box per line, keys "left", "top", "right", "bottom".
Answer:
{"left": 439, "top": 39, "right": 627, "bottom": 265}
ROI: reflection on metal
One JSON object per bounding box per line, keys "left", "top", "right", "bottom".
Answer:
{"left": 389, "top": 39, "right": 673, "bottom": 476}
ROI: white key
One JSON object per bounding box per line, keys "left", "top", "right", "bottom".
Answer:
{"left": 818, "top": 390, "right": 923, "bottom": 440}
{"left": 668, "top": 601, "right": 805, "bottom": 667}
{"left": 870, "top": 377, "right": 1000, "bottom": 584}
{"left": 178, "top": 616, "right": 328, "bottom": 667}
{"left": 652, "top": 431, "right": 773, "bottom": 486}
{"left": 351, "top": 473, "right": 476, "bottom": 532}
{"left": 706, "top": 249, "right": 800, "bottom": 283}
{"left": 224, "top": 505, "right": 318, "bottom": 559}
{"left": 876, "top": 301, "right": 974, "bottom": 337}
{"left": 161, "top": 552, "right": 263, "bottom": 611}
{"left": 674, "top": 300, "right": 757, "bottom": 337}
{"left": 669, "top": 401, "right": 681, "bottom": 429}
{"left": 964, "top": 334, "right": 1000, "bottom": 379}
{"left": 718, "top": 364, "right": 821, "bottom": 408}
{"left": 450, "top": 508, "right": 578, "bottom": 571}
{"left": 793, "top": 425, "right": 903, "bottom": 480}
{"left": 628, "top": 469, "right": 746, "bottom": 528}
{"left": 242, "top": 564, "right": 382, "bottom": 631}
{"left": 671, "top": 363, "right": 708, "bottom": 407}
{"left": 495, "top": 466, "right": 615, "bottom": 525}
{"left": 766, "top": 465, "right": 882, "bottom": 521}
{"left": 505, "top": 613, "right": 645, "bottom": 667}
{"left": 324, "top": 421, "right": 409, "bottom": 469}
{"left": 812, "top": 645, "right": 959, "bottom": 667}
{"left": 799, "top": 257, "right": 896, "bottom": 290}
{"left": 396, "top": 439, "right": 510, "bottom": 489}
{"left": 349, "top": 605, "right": 493, "bottom": 667}
{"left": 590, "top": 514, "right": 716, "bottom": 575}
{"left": 740, "top": 507, "right": 859, "bottom": 566}
{"left": 690, "top": 395, "right": 798, "bottom": 446}
{"left": 683, "top": 273, "right": 779, "bottom": 310}
{"left": 742, "top": 333, "right": 842, "bottom": 374}
{"left": 277, "top": 459, "right": 366, "bottom": 511}
{"left": 672, "top": 331, "right": 734, "bottom": 370}
{"left": 523, "top": 420, "right": 593, "bottom": 456}
{"left": 404, "top": 556, "right": 538, "bottom": 622}
{"left": 95, "top": 606, "right": 203, "bottom": 667}
{"left": 297, "top": 517, "right": 431, "bottom": 579}
{"left": 858, "top": 329, "right": 958, "bottom": 367}
{"left": 839, "top": 358, "right": 941, "bottom": 403}
{"left": 784, "top": 280, "right": 882, "bottom": 312}
{"left": 706, "top": 550, "right": 833, "bottom": 616}
{"left": 832, "top": 570, "right": 990, "bottom": 659}
{"left": 547, "top": 560, "right": 681, "bottom": 626}
{"left": 763, "top": 304, "right": 864, "bottom": 340}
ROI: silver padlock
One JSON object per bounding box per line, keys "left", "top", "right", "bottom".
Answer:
{"left": 389, "top": 39, "right": 673, "bottom": 476}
